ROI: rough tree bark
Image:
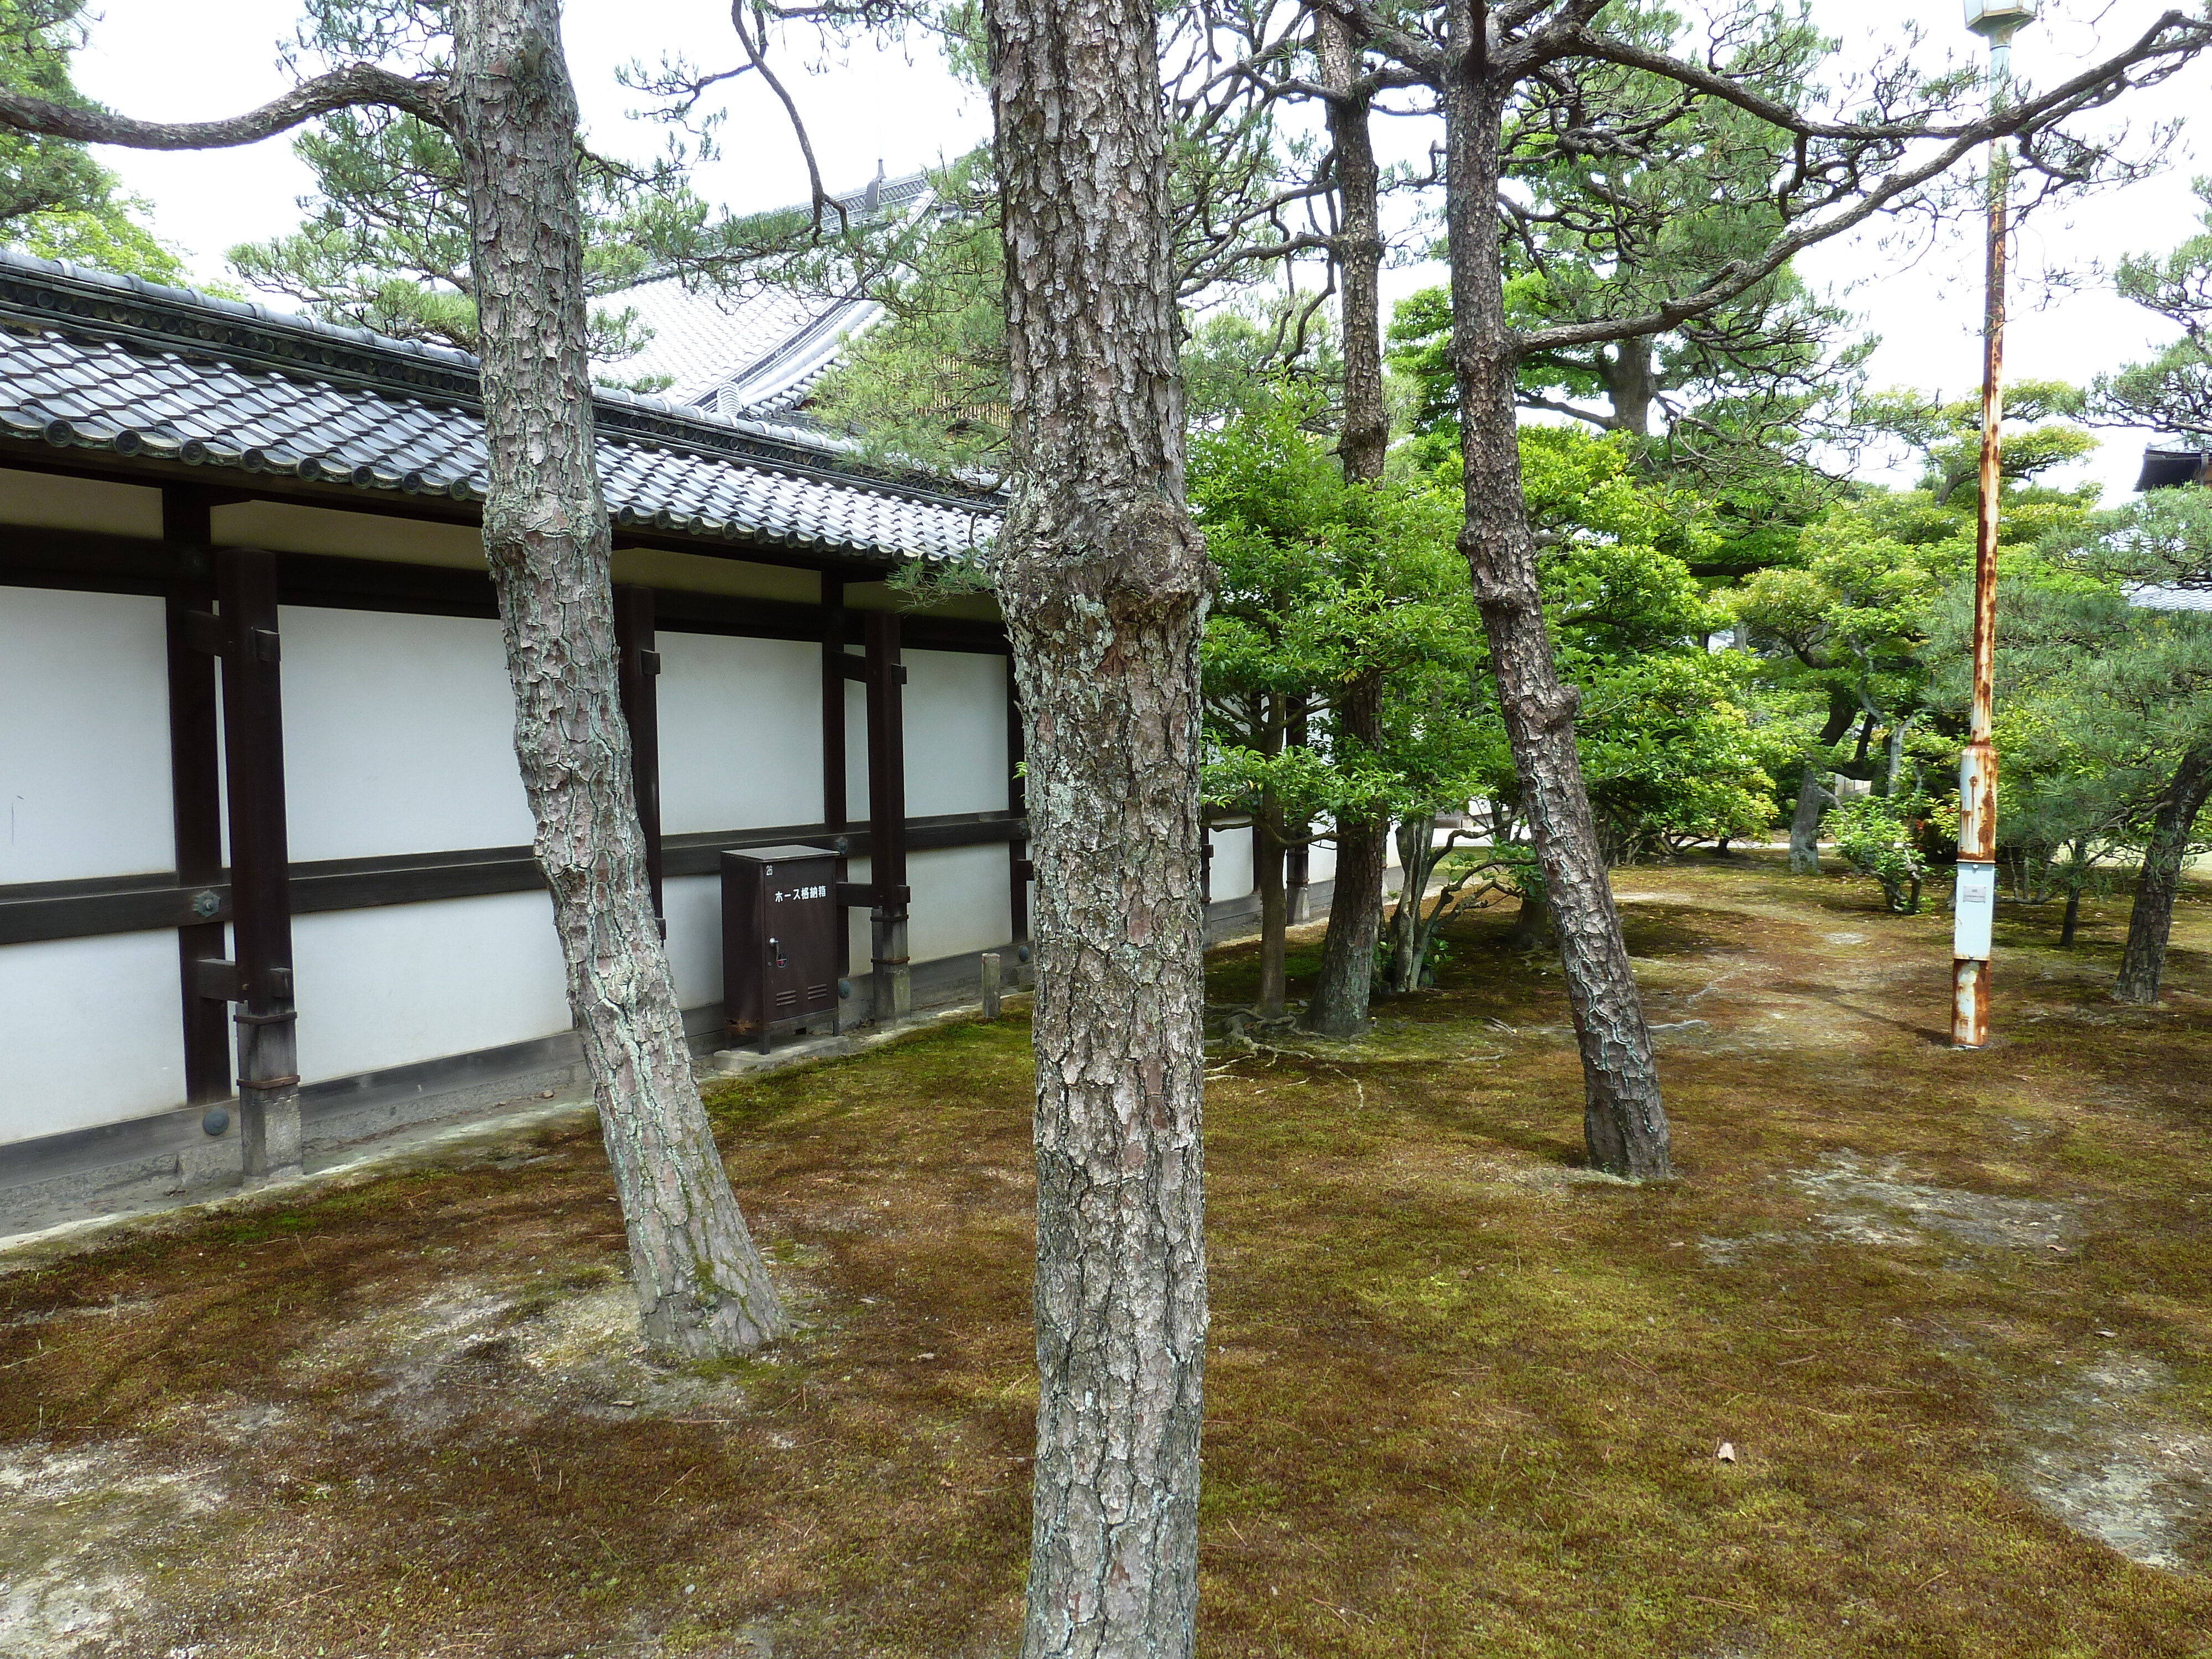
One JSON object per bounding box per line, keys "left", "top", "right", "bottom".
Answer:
{"left": 1791, "top": 701, "right": 1856, "bottom": 875}
{"left": 450, "top": 0, "right": 784, "bottom": 1355}
{"left": 2114, "top": 745, "right": 2212, "bottom": 1005}
{"left": 1303, "top": 7, "right": 1392, "bottom": 1038}
{"left": 986, "top": 0, "right": 1211, "bottom": 1646}
{"left": 0, "top": 3, "right": 786, "bottom": 1357}
{"left": 1443, "top": 55, "right": 1671, "bottom": 1178}
{"left": 1255, "top": 696, "right": 1290, "bottom": 1021}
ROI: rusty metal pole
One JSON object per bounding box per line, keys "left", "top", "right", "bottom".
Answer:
{"left": 1954, "top": 16, "right": 2023, "bottom": 1048}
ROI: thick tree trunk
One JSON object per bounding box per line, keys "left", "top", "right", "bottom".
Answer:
{"left": 1303, "top": 12, "right": 1391, "bottom": 1039}
{"left": 1507, "top": 879, "right": 1555, "bottom": 953}
{"left": 1792, "top": 700, "right": 1857, "bottom": 874}
{"left": 1307, "top": 681, "right": 1388, "bottom": 1034}
{"left": 1255, "top": 740, "right": 1288, "bottom": 1020}
{"left": 450, "top": 0, "right": 782, "bottom": 1355}
{"left": 2061, "top": 885, "right": 2081, "bottom": 948}
{"left": 1443, "top": 70, "right": 1670, "bottom": 1180}
{"left": 1789, "top": 769, "right": 1828, "bottom": 875}
{"left": 987, "top": 0, "right": 1210, "bottom": 1647}
{"left": 1604, "top": 337, "right": 1656, "bottom": 437}
{"left": 2115, "top": 745, "right": 2212, "bottom": 1005}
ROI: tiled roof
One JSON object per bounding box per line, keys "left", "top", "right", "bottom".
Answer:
{"left": 598, "top": 169, "right": 929, "bottom": 420}
{"left": 0, "top": 244, "right": 999, "bottom": 565}
{"left": 2127, "top": 583, "right": 2212, "bottom": 612}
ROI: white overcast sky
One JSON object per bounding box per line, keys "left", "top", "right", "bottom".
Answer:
{"left": 67, "top": 0, "right": 2212, "bottom": 500}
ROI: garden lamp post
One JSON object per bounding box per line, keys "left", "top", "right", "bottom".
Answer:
{"left": 1953, "top": 0, "right": 2034, "bottom": 1048}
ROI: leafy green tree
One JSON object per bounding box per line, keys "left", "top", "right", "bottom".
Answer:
{"left": 1741, "top": 385, "right": 2100, "bottom": 875}
{"left": 1192, "top": 386, "right": 1470, "bottom": 1020}
{"left": 0, "top": 1, "right": 179, "bottom": 280}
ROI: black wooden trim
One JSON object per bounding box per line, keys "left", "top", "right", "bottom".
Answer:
{"left": 164, "top": 487, "right": 231, "bottom": 1104}
{"left": 0, "top": 872, "right": 228, "bottom": 945}
{"left": 613, "top": 585, "right": 664, "bottom": 923}
{"left": 0, "top": 812, "right": 1029, "bottom": 946}
{"left": 1006, "top": 653, "right": 1029, "bottom": 943}
{"left": 822, "top": 577, "right": 852, "bottom": 979}
{"left": 275, "top": 551, "right": 498, "bottom": 618}
{"left": 0, "top": 523, "right": 181, "bottom": 596}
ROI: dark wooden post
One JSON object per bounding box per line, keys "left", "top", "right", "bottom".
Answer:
{"left": 216, "top": 546, "right": 301, "bottom": 1180}
{"left": 1006, "top": 653, "right": 1031, "bottom": 973}
{"left": 1285, "top": 696, "right": 1312, "bottom": 924}
{"left": 612, "top": 585, "right": 664, "bottom": 931}
{"left": 163, "top": 488, "right": 232, "bottom": 1113}
{"left": 822, "top": 578, "right": 851, "bottom": 992}
{"left": 864, "top": 609, "right": 910, "bottom": 1022}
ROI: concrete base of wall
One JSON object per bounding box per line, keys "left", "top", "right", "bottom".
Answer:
{"left": 0, "top": 875, "right": 1385, "bottom": 1241}
{"left": 0, "top": 941, "right": 1044, "bottom": 1240}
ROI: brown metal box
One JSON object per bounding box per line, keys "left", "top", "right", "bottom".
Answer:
{"left": 722, "top": 847, "right": 842, "bottom": 1051}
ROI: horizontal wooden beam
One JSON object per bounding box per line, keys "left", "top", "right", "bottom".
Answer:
{"left": 0, "top": 811, "right": 1027, "bottom": 946}
{"left": 0, "top": 525, "right": 1010, "bottom": 652}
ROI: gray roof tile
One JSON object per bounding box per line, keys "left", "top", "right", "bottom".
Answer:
{"left": 0, "top": 244, "right": 999, "bottom": 566}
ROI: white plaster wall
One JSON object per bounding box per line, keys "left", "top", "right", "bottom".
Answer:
{"left": 279, "top": 606, "right": 534, "bottom": 863}
{"left": 844, "top": 671, "right": 868, "bottom": 822}
{"left": 291, "top": 891, "right": 571, "bottom": 1084}
{"left": 1307, "top": 840, "right": 1337, "bottom": 885}
{"left": 843, "top": 851, "right": 872, "bottom": 974}
{"left": 0, "top": 587, "right": 174, "bottom": 883}
{"left": 1209, "top": 825, "right": 1255, "bottom": 902}
{"left": 657, "top": 633, "right": 823, "bottom": 834}
{"left": 908, "top": 844, "right": 1013, "bottom": 962}
{"left": 904, "top": 650, "right": 1009, "bottom": 818}
{"left": 663, "top": 873, "right": 722, "bottom": 1007}
{"left": 0, "top": 468, "right": 162, "bottom": 538}
{"left": 0, "top": 932, "right": 184, "bottom": 1145}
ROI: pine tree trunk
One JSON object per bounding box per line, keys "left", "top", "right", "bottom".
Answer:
{"left": 1303, "top": 12, "right": 1391, "bottom": 1039}
{"left": 2114, "top": 746, "right": 2212, "bottom": 1005}
{"left": 450, "top": 0, "right": 782, "bottom": 1355}
{"left": 987, "top": 0, "right": 1210, "bottom": 1646}
{"left": 1307, "top": 679, "right": 1387, "bottom": 1034}
{"left": 2060, "top": 885, "right": 2081, "bottom": 948}
{"left": 1442, "top": 67, "right": 1670, "bottom": 1180}
{"left": 1507, "top": 879, "right": 1556, "bottom": 953}
{"left": 1256, "top": 765, "right": 1288, "bottom": 1020}
{"left": 1789, "top": 769, "right": 1827, "bottom": 875}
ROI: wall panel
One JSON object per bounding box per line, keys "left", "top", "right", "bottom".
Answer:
{"left": 907, "top": 844, "right": 1014, "bottom": 963}
{"left": 903, "top": 649, "right": 1010, "bottom": 817}
{"left": 290, "top": 892, "right": 571, "bottom": 1084}
{"left": 663, "top": 873, "right": 722, "bottom": 1008}
{"left": 280, "top": 606, "right": 533, "bottom": 863}
{"left": 657, "top": 632, "right": 823, "bottom": 834}
{"left": 0, "top": 931, "right": 184, "bottom": 1145}
{"left": 1208, "top": 825, "right": 1254, "bottom": 902}
{"left": 0, "top": 586, "right": 173, "bottom": 883}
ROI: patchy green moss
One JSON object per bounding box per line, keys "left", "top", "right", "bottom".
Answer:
{"left": 1, "top": 854, "right": 2208, "bottom": 1655}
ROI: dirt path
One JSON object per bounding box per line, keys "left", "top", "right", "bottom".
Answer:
{"left": 4, "top": 854, "right": 2209, "bottom": 1656}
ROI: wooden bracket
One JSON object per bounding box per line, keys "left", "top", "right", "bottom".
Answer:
{"left": 191, "top": 957, "right": 243, "bottom": 1002}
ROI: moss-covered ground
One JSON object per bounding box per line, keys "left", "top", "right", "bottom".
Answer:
{"left": 2, "top": 851, "right": 2209, "bottom": 1656}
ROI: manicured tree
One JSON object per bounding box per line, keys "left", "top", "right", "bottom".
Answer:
{"left": 2093, "top": 178, "right": 2212, "bottom": 439}
{"left": 1318, "top": 0, "right": 2209, "bottom": 1178}
{"left": 1193, "top": 389, "right": 1470, "bottom": 1024}
{"left": 985, "top": 0, "right": 1212, "bottom": 1647}
{"left": 0, "top": 0, "right": 786, "bottom": 1357}
{"left": 0, "top": 0, "right": 179, "bottom": 276}
{"left": 1989, "top": 491, "right": 2212, "bottom": 1003}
